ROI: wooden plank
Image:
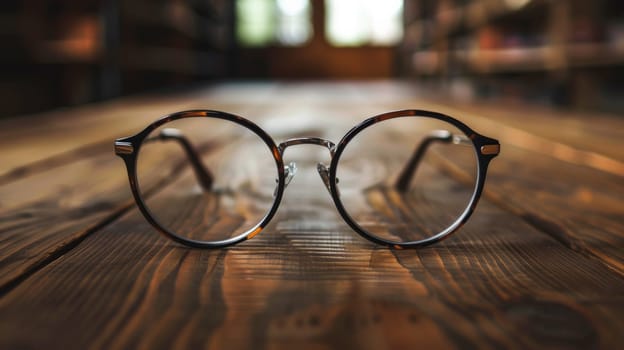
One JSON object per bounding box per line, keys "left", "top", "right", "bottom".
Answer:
{"left": 0, "top": 159, "right": 622, "bottom": 349}
{"left": 0, "top": 83, "right": 284, "bottom": 179}
{"left": 367, "top": 97, "right": 624, "bottom": 275}
{"left": 0, "top": 81, "right": 405, "bottom": 181}
{"left": 445, "top": 101, "right": 624, "bottom": 163}
{"left": 408, "top": 100, "right": 624, "bottom": 175}
{"left": 0, "top": 100, "right": 262, "bottom": 290}
{"left": 0, "top": 139, "right": 215, "bottom": 291}
{"left": 0, "top": 94, "right": 355, "bottom": 292}
{"left": 486, "top": 145, "right": 624, "bottom": 274}
{"left": 0, "top": 91, "right": 199, "bottom": 177}
{"left": 0, "top": 142, "right": 128, "bottom": 289}
{"left": 1, "top": 91, "right": 624, "bottom": 348}
{"left": 0, "top": 83, "right": 328, "bottom": 291}
{"left": 423, "top": 106, "right": 624, "bottom": 275}
{"left": 0, "top": 82, "right": 622, "bottom": 348}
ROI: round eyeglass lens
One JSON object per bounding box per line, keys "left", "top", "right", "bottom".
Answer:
{"left": 335, "top": 115, "right": 478, "bottom": 244}
{"left": 136, "top": 116, "right": 279, "bottom": 243}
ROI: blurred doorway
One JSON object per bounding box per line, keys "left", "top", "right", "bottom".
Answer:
{"left": 234, "top": 0, "right": 404, "bottom": 78}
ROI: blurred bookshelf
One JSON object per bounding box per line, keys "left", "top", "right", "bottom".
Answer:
{"left": 401, "top": 0, "right": 624, "bottom": 112}
{"left": 0, "top": 0, "right": 235, "bottom": 116}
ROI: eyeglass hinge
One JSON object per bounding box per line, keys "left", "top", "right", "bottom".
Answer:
{"left": 115, "top": 141, "right": 134, "bottom": 155}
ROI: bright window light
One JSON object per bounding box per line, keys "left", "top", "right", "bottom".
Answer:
{"left": 236, "top": 0, "right": 275, "bottom": 47}
{"left": 237, "top": 0, "right": 312, "bottom": 47}
{"left": 276, "top": 0, "right": 312, "bottom": 45}
{"left": 277, "top": 0, "right": 308, "bottom": 16}
{"left": 326, "top": 0, "right": 404, "bottom": 46}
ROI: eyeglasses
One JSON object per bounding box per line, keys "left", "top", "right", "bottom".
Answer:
{"left": 115, "top": 109, "right": 499, "bottom": 249}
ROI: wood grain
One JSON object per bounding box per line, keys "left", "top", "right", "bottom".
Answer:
{"left": 0, "top": 174, "right": 622, "bottom": 349}
{"left": 0, "top": 82, "right": 622, "bottom": 349}
{"left": 0, "top": 85, "right": 310, "bottom": 291}
{"left": 366, "top": 95, "right": 624, "bottom": 275}
{"left": 407, "top": 103, "right": 624, "bottom": 276}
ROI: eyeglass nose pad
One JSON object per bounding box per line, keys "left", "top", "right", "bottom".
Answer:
{"left": 274, "top": 162, "right": 297, "bottom": 197}
{"left": 316, "top": 163, "right": 339, "bottom": 197}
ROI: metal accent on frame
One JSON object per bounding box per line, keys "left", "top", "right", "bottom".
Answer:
{"left": 274, "top": 162, "right": 298, "bottom": 198}
{"left": 452, "top": 134, "right": 472, "bottom": 145}
{"left": 284, "top": 162, "right": 298, "bottom": 187}
{"left": 317, "top": 163, "right": 336, "bottom": 195}
{"left": 114, "top": 141, "right": 134, "bottom": 155}
{"left": 278, "top": 137, "right": 336, "bottom": 157}
{"left": 480, "top": 144, "right": 500, "bottom": 155}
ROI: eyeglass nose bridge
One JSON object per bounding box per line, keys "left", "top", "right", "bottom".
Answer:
{"left": 277, "top": 137, "right": 336, "bottom": 157}
{"left": 277, "top": 137, "right": 337, "bottom": 194}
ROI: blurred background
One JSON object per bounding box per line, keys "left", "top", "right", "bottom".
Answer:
{"left": 1, "top": 0, "right": 622, "bottom": 117}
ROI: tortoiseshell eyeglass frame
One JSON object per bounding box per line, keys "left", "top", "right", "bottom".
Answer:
{"left": 115, "top": 109, "right": 500, "bottom": 249}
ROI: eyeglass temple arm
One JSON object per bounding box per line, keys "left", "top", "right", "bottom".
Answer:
{"left": 394, "top": 130, "right": 470, "bottom": 192}
{"left": 144, "top": 128, "right": 214, "bottom": 191}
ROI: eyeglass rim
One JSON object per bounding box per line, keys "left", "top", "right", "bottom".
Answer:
{"left": 116, "top": 109, "right": 499, "bottom": 249}
{"left": 116, "top": 110, "right": 287, "bottom": 248}
{"left": 329, "top": 109, "right": 499, "bottom": 248}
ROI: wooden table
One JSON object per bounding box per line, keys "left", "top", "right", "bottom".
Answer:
{"left": 0, "top": 82, "right": 623, "bottom": 349}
